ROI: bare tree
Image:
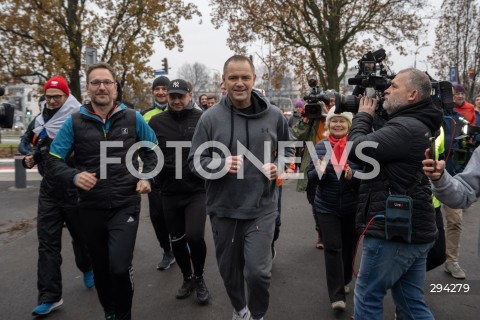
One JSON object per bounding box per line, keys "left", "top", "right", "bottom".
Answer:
{"left": 210, "top": 0, "right": 429, "bottom": 91}
{"left": 0, "top": 0, "right": 200, "bottom": 105}
{"left": 177, "top": 62, "right": 211, "bottom": 94}
{"left": 431, "top": 0, "right": 480, "bottom": 100}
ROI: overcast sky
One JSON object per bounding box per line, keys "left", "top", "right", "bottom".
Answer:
{"left": 149, "top": 1, "right": 234, "bottom": 80}
{"left": 149, "top": 1, "right": 440, "bottom": 82}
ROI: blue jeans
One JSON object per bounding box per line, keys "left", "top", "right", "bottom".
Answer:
{"left": 354, "top": 237, "right": 435, "bottom": 320}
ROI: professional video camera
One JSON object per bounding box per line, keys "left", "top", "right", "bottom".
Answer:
{"left": 426, "top": 72, "right": 454, "bottom": 114}
{"left": 0, "top": 86, "right": 15, "bottom": 128}
{"left": 334, "top": 48, "right": 395, "bottom": 117}
{"left": 302, "top": 78, "right": 330, "bottom": 119}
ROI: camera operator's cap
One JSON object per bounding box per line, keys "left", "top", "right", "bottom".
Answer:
{"left": 167, "top": 79, "right": 191, "bottom": 95}
{"left": 453, "top": 84, "right": 466, "bottom": 94}
{"left": 152, "top": 76, "right": 170, "bottom": 91}
{"left": 326, "top": 106, "right": 353, "bottom": 127}
{"left": 44, "top": 75, "right": 69, "bottom": 96}
{"left": 294, "top": 99, "right": 305, "bottom": 107}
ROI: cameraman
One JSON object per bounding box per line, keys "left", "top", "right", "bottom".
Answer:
{"left": 348, "top": 68, "right": 443, "bottom": 320}
{"left": 291, "top": 101, "right": 330, "bottom": 249}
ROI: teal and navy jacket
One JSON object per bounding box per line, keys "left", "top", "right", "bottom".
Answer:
{"left": 48, "top": 103, "right": 158, "bottom": 209}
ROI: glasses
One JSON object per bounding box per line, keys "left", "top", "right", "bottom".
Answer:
{"left": 89, "top": 80, "right": 115, "bottom": 87}
{"left": 45, "top": 95, "right": 65, "bottom": 101}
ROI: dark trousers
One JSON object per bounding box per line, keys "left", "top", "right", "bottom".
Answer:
{"left": 273, "top": 185, "right": 282, "bottom": 242}
{"left": 79, "top": 204, "right": 140, "bottom": 320}
{"left": 316, "top": 213, "right": 356, "bottom": 303}
{"left": 37, "top": 188, "right": 91, "bottom": 304}
{"left": 163, "top": 193, "right": 207, "bottom": 279}
{"left": 211, "top": 212, "right": 276, "bottom": 319}
{"left": 147, "top": 187, "right": 172, "bottom": 253}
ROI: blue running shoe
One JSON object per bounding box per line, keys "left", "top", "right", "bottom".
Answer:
{"left": 31, "top": 299, "right": 63, "bottom": 316}
{"left": 83, "top": 270, "right": 95, "bottom": 288}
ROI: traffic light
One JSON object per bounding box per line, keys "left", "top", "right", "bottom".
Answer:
{"left": 162, "top": 58, "right": 169, "bottom": 74}
{"left": 25, "top": 108, "right": 32, "bottom": 116}
{"left": 469, "top": 69, "right": 475, "bottom": 78}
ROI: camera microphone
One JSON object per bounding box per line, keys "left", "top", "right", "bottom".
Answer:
{"left": 0, "top": 87, "right": 5, "bottom": 97}
{"left": 348, "top": 77, "right": 364, "bottom": 86}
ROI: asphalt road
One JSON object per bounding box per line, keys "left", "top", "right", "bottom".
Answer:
{"left": 0, "top": 179, "right": 479, "bottom": 320}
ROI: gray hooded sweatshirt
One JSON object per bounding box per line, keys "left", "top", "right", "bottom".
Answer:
{"left": 432, "top": 146, "right": 480, "bottom": 208}
{"left": 188, "top": 90, "right": 293, "bottom": 219}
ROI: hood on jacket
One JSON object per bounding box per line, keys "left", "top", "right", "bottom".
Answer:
{"left": 223, "top": 90, "right": 271, "bottom": 119}
{"left": 389, "top": 98, "right": 443, "bottom": 134}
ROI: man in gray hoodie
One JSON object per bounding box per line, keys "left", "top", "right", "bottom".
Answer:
{"left": 188, "top": 55, "right": 293, "bottom": 320}
{"left": 423, "top": 147, "right": 480, "bottom": 209}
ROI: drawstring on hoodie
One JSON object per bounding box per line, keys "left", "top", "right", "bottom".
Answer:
{"left": 228, "top": 108, "right": 234, "bottom": 150}
{"left": 228, "top": 105, "right": 251, "bottom": 151}
{"left": 232, "top": 220, "right": 238, "bottom": 243}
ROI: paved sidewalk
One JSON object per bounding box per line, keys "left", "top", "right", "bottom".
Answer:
{"left": 0, "top": 179, "right": 479, "bottom": 319}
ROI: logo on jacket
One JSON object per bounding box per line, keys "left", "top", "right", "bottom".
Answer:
{"left": 121, "top": 128, "right": 128, "bottom": 134}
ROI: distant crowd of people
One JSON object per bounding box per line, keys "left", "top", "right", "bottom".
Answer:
{"left": 19, "top": 55, "right": 480, "bottom": 320}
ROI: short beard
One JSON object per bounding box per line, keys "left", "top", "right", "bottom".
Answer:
{"left": 92, "top": 97, "right": 113, "bottom": 108}
{"left": 383, "top": 103, "right": 401, "bottom": 115}
{"left": 383, "top": 96, "right": 404, "bottom": 115}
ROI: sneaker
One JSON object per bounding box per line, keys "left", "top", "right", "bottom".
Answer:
{"left": 444, "top": 261, "right": 466, "bottom": 279}
{"left": 176, "top": 276, "right": 195, "bottom": 299}
{"left": 344, "top": 285, "right": 350, "bottom": 294}
{"left": 32, "top": 299, "right": 64, "bottom": 316}
{"left": 105, "top": 314, "right": 116, "bottom": 320}
{"left": 232, "top": 308, "right": 251, "bottom": 320}
{"left": 194, "top": 276, "right": 210, "bottom": 305}
{"left": 156, "top": 251, "right": 176, "bottom": 270}
{"left": 83, "top": 270, "right": 94, "bottom": 289}
{"left": 331, "top": 300, "right": 346, "bottom": 311}
{"left": 271, "top": 243, "right": 276, "bottom": 261}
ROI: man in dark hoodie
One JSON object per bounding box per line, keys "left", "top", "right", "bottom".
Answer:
{"left": 188, "top": 55, "right": 293, "bottom": 320}
{"left": 348, "top": 68, "right": 443, "bottom": 320}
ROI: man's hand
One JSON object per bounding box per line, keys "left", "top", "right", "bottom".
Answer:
{"left": 358, "top": 96, "right": 378, "bottom": 116}
{"left": 262, "top": 163, "right": 278, "bottom": 181}
{"left": 136, "top": 179, "right": 151, "bottom": 194}
{"left": 422, "top": 149, "right": 445, "bottom": 181}
{"left": 226, "top": 155, "right": 244, "bottom": 174}
{"left": 74, "top": 172, "right": 97, "bottom": 191}
{"left": 24, "top": 155, "right": 35, "bottom": 169}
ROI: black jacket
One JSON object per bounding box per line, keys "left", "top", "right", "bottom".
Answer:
{"left": 307, "top": 138, "right": 361, "bottom": 216}
{"left": 148, "top": 105, "right": 205, "bottom": 195}
{"left": 348, "top": 99, "right": 443, "bottom": 243}
{"left": 48, "top": 104, "right": 158, "bottom": 209}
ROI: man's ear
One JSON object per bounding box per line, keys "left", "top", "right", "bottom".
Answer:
{"left": 408, "top": 89, "right": 418, "bottom": 102}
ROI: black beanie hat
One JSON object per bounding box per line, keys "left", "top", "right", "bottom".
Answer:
{"left": 152, "top": 76, "right": 170, "bottom": 91}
